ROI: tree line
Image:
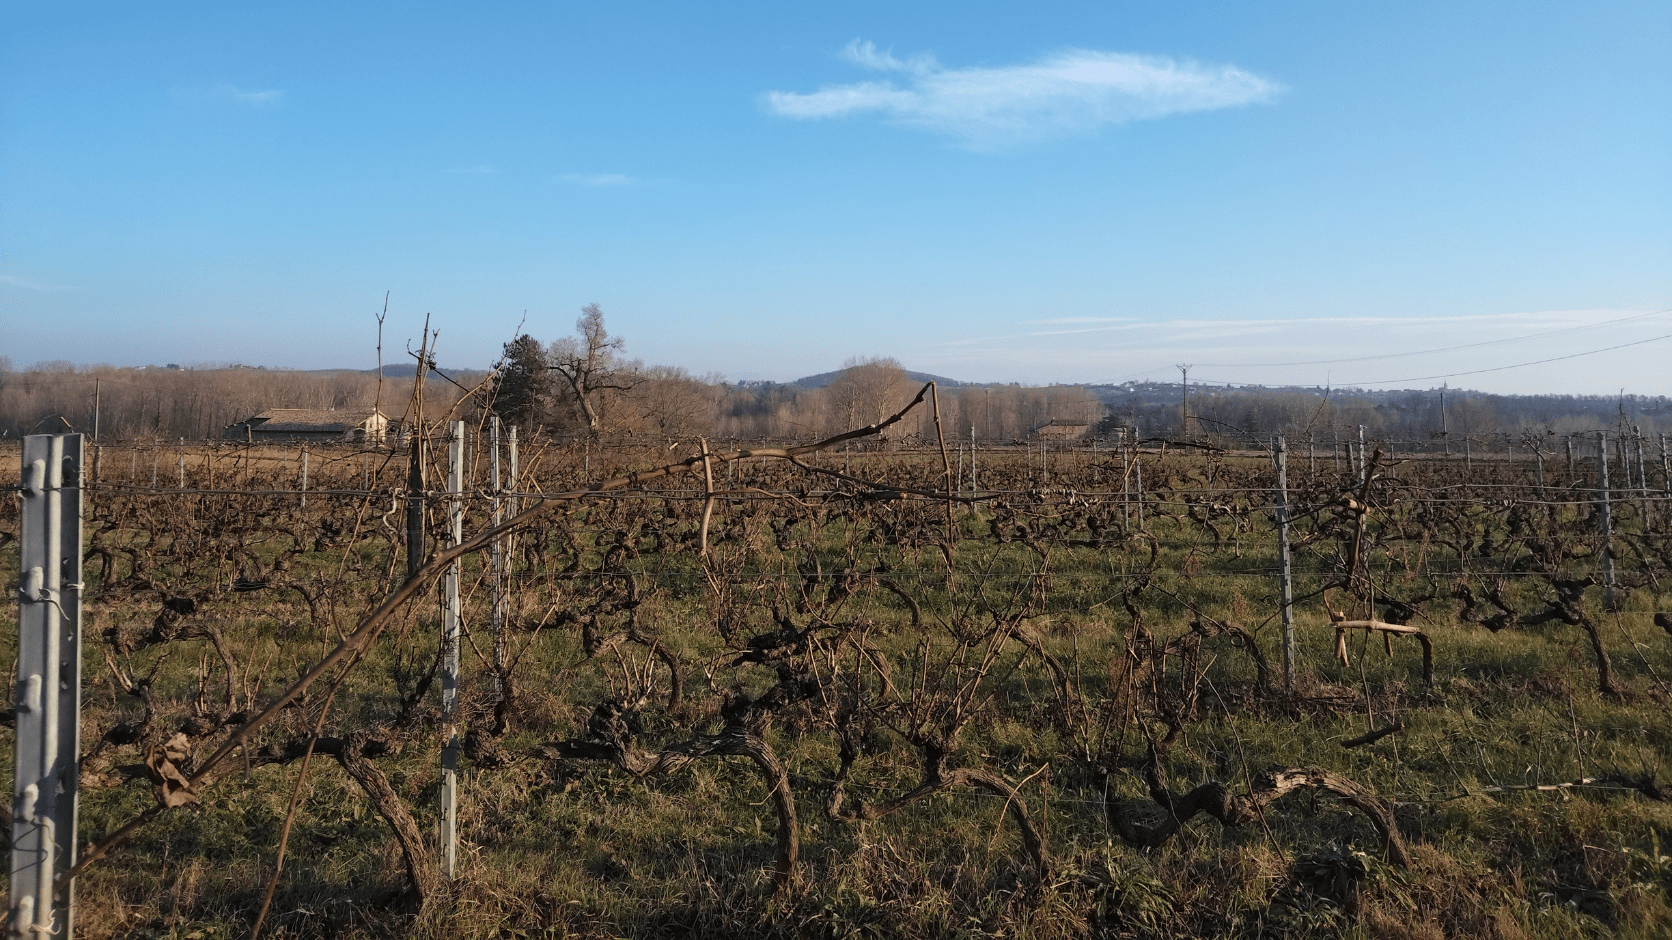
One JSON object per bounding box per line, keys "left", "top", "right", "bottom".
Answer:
{"left": 1097, "top": 381, "right": 1672, "bottom": 448}
{"left": 6, "top": 306, "right": 1665, "bottom": 446}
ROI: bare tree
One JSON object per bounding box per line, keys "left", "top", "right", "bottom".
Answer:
{"left": 548, "top": 304, "right": 638, "bottom": 437}
{"left": 824, "top": 356, "right": 913, "bottom": 438}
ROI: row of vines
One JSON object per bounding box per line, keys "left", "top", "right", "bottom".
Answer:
{"left": 4, "top": 390, "right": 1671, "bottom": 939}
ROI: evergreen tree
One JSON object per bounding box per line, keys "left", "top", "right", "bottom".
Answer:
{"left": 492, "top": 334, "right": 548, "bottom": 427}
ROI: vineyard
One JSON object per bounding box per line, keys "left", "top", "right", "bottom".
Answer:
{"left": 4, "top": 387, "right": 1672, "bottom": 940}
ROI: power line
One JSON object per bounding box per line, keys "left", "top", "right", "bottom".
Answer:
{"left": 1343, "top": 331, "right": 1672, "bottom": 387}
{"left": 1194, "top": 308, "right": 1671, "bottom": 369}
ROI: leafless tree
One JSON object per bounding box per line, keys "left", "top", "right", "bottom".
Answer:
{"left": 824, "top": 356, "right": 914, "bottom": 437}
{"left": 548, "top": 304, "right": 639, "bottom": 437}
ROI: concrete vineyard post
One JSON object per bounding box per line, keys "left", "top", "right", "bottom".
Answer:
{"left": 11, "top": 434, "right": 84, "bottom": 939}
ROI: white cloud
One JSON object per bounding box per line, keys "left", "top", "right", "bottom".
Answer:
{"left": 561, "top": 173, "right": 637, "bottom": 187}
{"left": 0, "top": 274, "right": 70, "bottom": 291}
{"left": 173, "top": 84, "right": 285, "bottom": 106}
{"left": 765, "top": 44, "right": 1281, "bottom": 147}
{"left": 839, "top": 39, "right": 938, "bottom": 76}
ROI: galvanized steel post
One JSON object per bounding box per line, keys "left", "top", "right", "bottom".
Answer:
{"left": 11, "top": 434, "right": 84, "bottom": 939}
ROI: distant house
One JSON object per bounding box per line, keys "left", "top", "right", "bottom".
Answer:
{"left": 224, "top": 408, "right": 389, "bottom": 443}
{"left": 1031, "top": 418, "right": 1091, "bottom": 441}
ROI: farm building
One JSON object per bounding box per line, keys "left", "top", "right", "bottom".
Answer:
{"left": 1031, "top": 418, "right": 1091, "bottom": 440}
{"left": 223, "top": 408, "right": 389, "bottom": 443}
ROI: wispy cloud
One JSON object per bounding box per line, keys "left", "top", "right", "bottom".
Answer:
{"left": 839, "top": 39, "right": 938, "bottom": 76}
{"left": 561, "top": 173, "right": 638, "bottom": 187}
{"left": 0, "top": 274, "right": 71, "bottom": 292}
{"left": 173, "top": 84, "right": 285, "bottom": 107}
{"left": 765, "top": 41, "right": 1280, "bottom": 148}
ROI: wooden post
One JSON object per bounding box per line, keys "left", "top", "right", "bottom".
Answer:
{"left": 299, "top": 447, "right": 308, "bottom": 508}
{"left": 1566, "top": 435, "right": 1575, "bottom": 479}
{"left": 441, "top": 421, "right": 464, "bottom": 880}
{"left": 1274, "top": 436, "right": 1296, "bottom": 689}
{"left": 405, "top": 430, "right": 426, "bottom": 583}
{"left": 1134, "top": 449, "right": 1144, "bottom": 530}
{"left": 1121, "top": 429, "right": 1131, "bottom": 528}
{"left": 490, "top": 418, "right": 508, "bottom": 705}
{"left": 1634, "top": 426, "right": 1649, "bottom": 497}
{"left": 1651, "top": 431, "right": 1665, "bottom": 495}
{"left": 697, "top": 438, "right": 716, "bottom": 557}
{"left": 1596, "top": 432, "right": 1617, "bottom": 609}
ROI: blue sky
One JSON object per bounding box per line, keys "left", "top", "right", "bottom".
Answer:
{"left": 3, "top": 2, "right": 1669, "bottom": 393}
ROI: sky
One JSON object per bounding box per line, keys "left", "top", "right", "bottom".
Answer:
{"left": 3, "top": 2, "right": 1669, "bottom": 394}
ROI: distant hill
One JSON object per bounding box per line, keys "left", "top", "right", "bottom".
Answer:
{"left": 790, "top": 368, "right": 967, "bottom": 390}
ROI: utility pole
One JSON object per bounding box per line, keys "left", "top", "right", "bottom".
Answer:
{"left": 1440, "top": 383, "right": 1448, "bottom": 457}
{"left": 1176, "top": 364, "right": 1193, "bottom": 438}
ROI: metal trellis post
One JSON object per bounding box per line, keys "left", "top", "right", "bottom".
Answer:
{"left": 11, "top": 434, "right": 84, "bottom": 939}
